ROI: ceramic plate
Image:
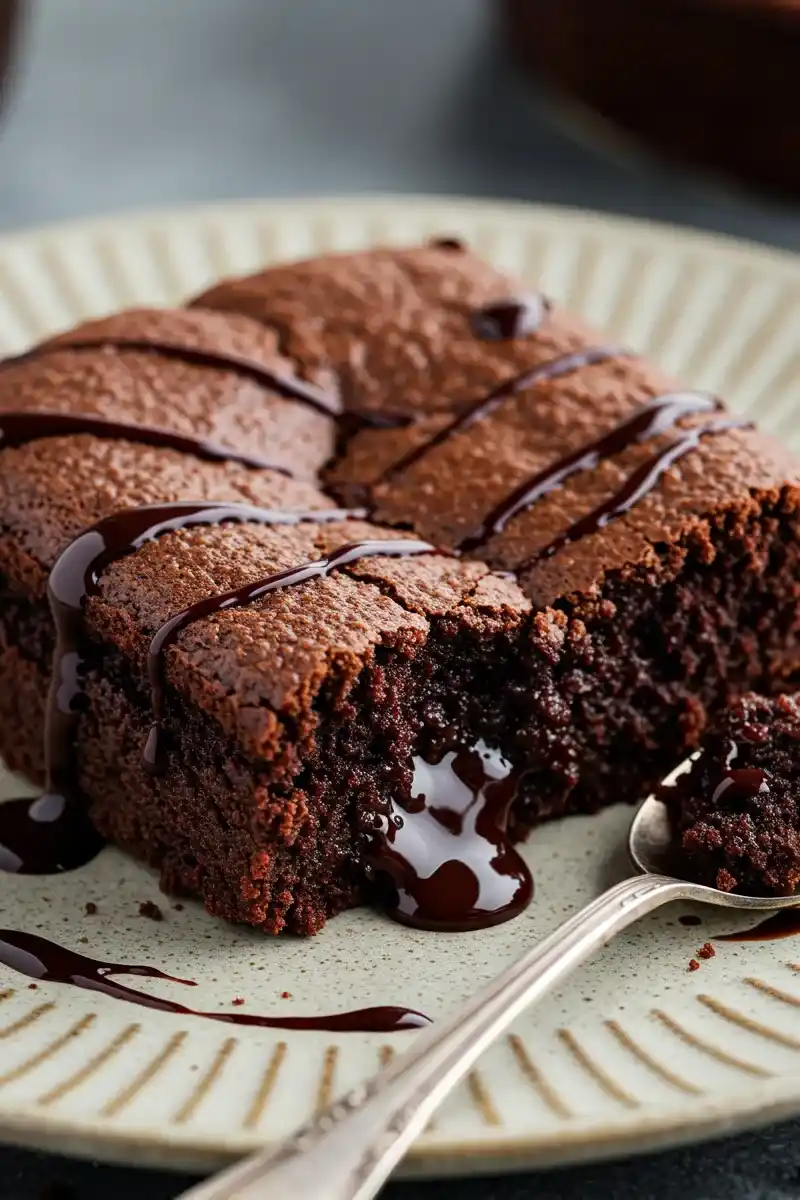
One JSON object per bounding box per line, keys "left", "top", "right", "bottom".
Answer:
{"left": 1, "top": 197, "right": 799, "bottom": 1178}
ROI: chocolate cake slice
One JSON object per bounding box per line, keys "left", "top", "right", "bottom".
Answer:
{"left": 0, "top": 243, "right": 798, "bottom": 935}
{"left": 665, "top": 693, "right": 800, "bottom": 895}
{"left": 0, "top": 305, "right": 530, "bottom": 934}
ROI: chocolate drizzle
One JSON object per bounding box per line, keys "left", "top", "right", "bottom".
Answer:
{"left": 459, "top": 391, "right": 722, "bottom": 554}
{"left": 472, "top": 295, "right": 549, "bottom": 341}
{"left": 0, "top": 929, "right": 430, "bottom": 1031}
{"left": 429, "top": 236, "right": 466, "bottom": 252}
{"left": 519, "top": 417, "right": 749, "bottom": 570}
{"left": 143, "top": 536, "right": 436, "bottom": 769}
{"left": 367, "top": 740, "right": 531, "bottom": 932}
{"left": 383, "top": 346, "right": 622, "bottom": 483}
{"left": 0, "top": 410, "right": 294, "bottom": 475}
{"left": 710, "top": 738, "right": 769, "bottom": 806}
{"left": 2, "top": 333, "right": 342, "bottom": 419}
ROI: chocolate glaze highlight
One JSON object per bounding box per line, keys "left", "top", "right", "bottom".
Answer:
{"left": 144, "top": 536, "right": 436, "bottom": 769}
{"left": 429, "top": 236, "right": 467, "bottom": 251}
{"left": 472, "top": 295, "right": 548, "bottom": 341}
{"left": 710, "top": 738, "right": 769, "bottom": 806}
{"left": 0, "top": 929, "right": 430, "bottom": 1031}
{"left": 383, "top": 346, "right": 620, "bottom": 484}
{"left": 0, "top": 410, "right": 294, "bottom": 475}
{"left": 521, "top": 417, "right": 749, "bottom": 569}
{"left": 460, "top": 391, "right": 721, "bottom": 554}
{"left": 367, "top": 739, "right": 532, "bottom": 931}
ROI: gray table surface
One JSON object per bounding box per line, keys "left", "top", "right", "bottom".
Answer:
{"left": 2, "top": 2, "right": 800, "bottom": 1198}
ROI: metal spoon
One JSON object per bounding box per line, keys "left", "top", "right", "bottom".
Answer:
{"left": 181, "top": 760, "right": 798, "bottom": 1200}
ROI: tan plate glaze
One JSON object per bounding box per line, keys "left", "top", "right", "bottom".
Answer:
{"left": 0, "top": 197, "right": 799, "bottom": 1178}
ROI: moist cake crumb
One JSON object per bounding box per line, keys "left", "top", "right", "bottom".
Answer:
{"left": 666, "top": 693, "right": 800, "bottom": 895}
{"left": 688, "top": 959, "right": 700, "bottom": 972}
{"left": 138, "top": 901, "right": 164, "bottom": 922}
{"left": 698, "top": 942, "right": 715, "bottom": 960}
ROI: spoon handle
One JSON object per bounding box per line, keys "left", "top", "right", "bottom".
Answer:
{"left": 179, "top": 874, "right": 690, "bottom": 1200}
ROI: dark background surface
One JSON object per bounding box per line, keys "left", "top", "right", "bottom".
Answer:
{"left": 1, "top": 2, "right": 800, "bottom": 1198}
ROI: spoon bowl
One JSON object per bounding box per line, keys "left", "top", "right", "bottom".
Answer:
{"left": 629, "top": 757, "right": 800, "bottom": 911}
{"left": 183, "top": 756, "right": 800, "bottom": 1200}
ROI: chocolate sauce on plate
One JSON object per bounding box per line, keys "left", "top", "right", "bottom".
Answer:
{"left": 679, "top": 914, "right": 703, "bottom": 927}
{"left": 718, "top": 909, "right": 800, "bottom": 943}
{"left": 367, "top": 739, "right": 532, "bottom": 931}
{"left": 0, "top": 410, "right": 294, "bottom": 475}
{"left": 0, "top": 929, "right": 429, "bottom": 1031}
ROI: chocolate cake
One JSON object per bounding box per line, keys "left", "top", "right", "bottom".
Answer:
{"left": 499, "top": 0, "right": 800, "bottom": 196}
{"left": 666, "top": 693, "right": 800, "bottom": 894}
{"left": 1, "top": 242, "right": 799, "bottom": 934}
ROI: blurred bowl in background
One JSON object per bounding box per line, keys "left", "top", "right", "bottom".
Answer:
{"left": 0, "top": 2, "right": 20, "bottom": 115}
{"left": 498, "top": 0, "right": 800, "bottom": 198}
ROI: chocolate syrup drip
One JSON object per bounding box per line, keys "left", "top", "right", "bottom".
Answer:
{"left": 366, "top": 740, "right": 532, "bottom": 931}
{"left": 459, "top": 391, "right": 721, "bottom": 554}
{"left": 144, "top": 537, "right": 436, "bottom": 769}
{"left": 719, "top": 910, "right": 800, "bottom": 943}
{"left": 0, "top": 502, "right": 365, "bottom": 875}
{"left": 2, "top": 334, "right": 342, "bottom": 419}
{"left": 679, "top": 914, "right": 703, "bottom": 927}
{"left": 0, "top": 410, "right": 293, "bottom": 475}
{"left": 383, "top": 346, "right": 621, "bottom": 483}
{"left": 472, "top": 296, "right": 548, "bottom": 341}
{"left": 0, "top": 929, "right": 430, "bottom": 1031}
{"left": 710, "top": 738, "right": 770, "bottom": 806}
{"left": 0, "top": 794, "right": 103, "bottom": 875}
{"left": 429, "top": 237, "right": 466, "bottom": 251}
{"left": 519, "top": 417, "right": 748, "bottom": 570}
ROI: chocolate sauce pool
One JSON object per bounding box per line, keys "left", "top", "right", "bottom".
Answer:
{"left": 0, "top": 930, "right": 429, "bottom": 1032}
{"left": 367, "top": 740, "right": 532, "bottom": 931}
{"left": 719, "top": 910, "right": 800, "bottom": 942}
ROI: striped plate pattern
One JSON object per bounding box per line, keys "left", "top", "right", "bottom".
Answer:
{"left": 0, "top": 198, "right": 798, "bottom": 1177}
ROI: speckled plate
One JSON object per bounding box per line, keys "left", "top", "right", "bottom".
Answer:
{"left": 1, "top": 197, "right": 800, "bottom": 1179}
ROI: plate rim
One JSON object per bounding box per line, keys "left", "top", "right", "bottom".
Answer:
{"left": 1, "top": 193, "right": 800, "bottom": 1179}
{"left": 1, "top": 192, "right": 798, "bottom": 278}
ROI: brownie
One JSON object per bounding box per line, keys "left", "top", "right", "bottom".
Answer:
{"left": 665, "top": 693, "right": 800, "bottom": 895}
{"left": 0, "top": 303, "right": 529, "bottom": 933}
{"left": 196, "top": 244, "right": 800, "bottom": 827}
{"left": 1, "top": 243, "right": 799, "bottom": 934}
{"left": 498, "top": 0, "right": 800, "bottom": 197}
